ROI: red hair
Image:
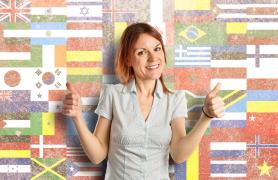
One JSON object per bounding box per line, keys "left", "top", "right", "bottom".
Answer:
{"left": 115, "top": 22, "right": 171, "bottom": 94}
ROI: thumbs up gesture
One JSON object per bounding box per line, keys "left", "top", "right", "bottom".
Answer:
{"left": 63, "top": 82, "right": 82, "bottom": 119}
{"left": 203, "top": 82, "right": 225, "bottom": 118}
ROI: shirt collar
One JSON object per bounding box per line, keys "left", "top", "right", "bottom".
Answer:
{"left": 122, "top": 78, "right": 164, "bottom": 98}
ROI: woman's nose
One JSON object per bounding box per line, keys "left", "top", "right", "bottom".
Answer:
{"left": 147, "top": 52, "right": 156, "bottom": 61}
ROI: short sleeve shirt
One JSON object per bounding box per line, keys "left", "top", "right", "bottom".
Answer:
{"left": 95, "top": 79, "right": 188, "bottom": 180}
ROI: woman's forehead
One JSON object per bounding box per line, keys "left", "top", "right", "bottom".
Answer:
{"left": 134, "top": 34, "right": 161, "bottom": 48}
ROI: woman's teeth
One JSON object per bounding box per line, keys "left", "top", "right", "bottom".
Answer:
{"left": 146, "top": 64, "right": 159, "bottom": 69}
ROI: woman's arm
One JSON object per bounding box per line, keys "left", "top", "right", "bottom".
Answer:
{"left": 170, "top": 114, "right": 211, "bottom": 163}
{"left": 63, "top": 83, "right": 111, "bottom": 164}
{"left": 170, "top": 83, "right": 224, "bottom": 163}
{"left": 73, "top": 115, "right": 111, "bottom": 164}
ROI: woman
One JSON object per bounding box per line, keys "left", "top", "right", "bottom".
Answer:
{"left": 63, "top": 22, "right": 225, "bottom": 179}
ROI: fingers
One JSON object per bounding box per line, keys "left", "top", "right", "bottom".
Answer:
{"left": 205, "top": 103, "right": 225, "bottom": 118}
{"left": 204, "top": 83, "right": 225, "bottom": 118}
{"left": 63, "top": 82, "right": 82, "bottom": 117}
{"left": 66, "top": 82, "right": 79, "bottom": 94}
{"left": 208, "top": 82, "right": 221, "bottom": 98}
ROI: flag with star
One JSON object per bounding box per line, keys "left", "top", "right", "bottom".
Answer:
{"left": 246, "top": 135, "right": 278, "bottom": 178}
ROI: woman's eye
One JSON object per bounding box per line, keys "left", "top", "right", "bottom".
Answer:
{"left": 155, "top": 47, "right": 161, "bottom": 51}
{"left": 137, "top": 51, "right": 144, "bottom": 56}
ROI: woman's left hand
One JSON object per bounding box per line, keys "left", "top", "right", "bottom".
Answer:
{"left": 203, "top": 82, "right": 225, "bottom": 118}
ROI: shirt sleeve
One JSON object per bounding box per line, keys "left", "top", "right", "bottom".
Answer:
{"left": 94, "top": 84, "right": 113, "bottom": 121}
{"left": 171, "top": 91, "right": 188, "bottom": 121}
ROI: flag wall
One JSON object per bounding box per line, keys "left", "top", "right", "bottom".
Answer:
{"left": 0, "top": 0, "right": 277, "bottom": 179}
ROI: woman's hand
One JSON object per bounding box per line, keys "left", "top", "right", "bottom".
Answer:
{"left": 203, "top": 82, "right": 225, "bottom": 118}
{"left": 63, "top": 82, "right": 82, "bottom": 119}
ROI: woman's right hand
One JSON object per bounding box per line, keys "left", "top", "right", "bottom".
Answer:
{"left": 63, "top": 82, "right": 82, "bottom": 119}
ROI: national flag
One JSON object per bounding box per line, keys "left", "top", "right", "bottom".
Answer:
{"left": 248, "top": 79, "right": 278, "bottom": 90}
{"left": 30, "top": 0, "right": 66, "bottom": 22}
{"left": 184, "top": 90, "right": 204, "bottom": 112}
{"left": 175, "top": 22, "right": 227, "bottom": 46}
{"left": 246, "top": 135, "right": 278, "bottom": 178}
{"left": 211, "top": 112, "right": 246, "bottom": 128}
{"left": 30, "top": 135, "right": 66, "bottom": 158}
{"left": 215, "top": 3, "right": 278, "bottom": 22}
{"left": 174, "top": 68, "right": 211, "bottom": 96}
{"left": 30, "top": 113, "right": 66, "bottom": 158}
{"left": 67, "top": 160, "right": 104, "bottom": 179}
{"left": 174, "top": 45, "right": 211, "bottom": 67}
{"left": 211, "top": 45, "right": 247, "bottom": 59}
{"left": 102, "top": 0, "right": 143, "bottom": 23}
{"left": 66, "top": 0, "right": 102, "bottom": 22}
{"left": 246, "top": 113, "right": 278, "bottom": 136}
{"left": 0, "top": 0, "right": 30, "bottom": 23}
{"left": 31, "top": 22, "right": 67, "bottom": 45}
{"left": 210, "top": 160, "right": 247, "bottom": 177}
{"left": 247, "top": 45, "right": 278, "bottom": 69}
{"left": 0, "top": 112, "right": 42, "bottom": 135}
{"left": 0, "top": 158, "right": 31, "bottom": 179}
{"left": 31, "top": 157, "right": 67, "bottom": 179}
{"left": 31, "top": 67, "right": 66, "bottom": 101}
{"left": 210, "top": 142, "right": 246, "bottom": 159}
{"left": 211, "top": 45, "right": 247, "bottom": 68}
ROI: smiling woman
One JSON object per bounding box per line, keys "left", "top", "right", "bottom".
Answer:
{"left": 115, "top": 22, "right": 171, "bottom": 94}
{"left": 63, "top": 22, "right": 225, "bottom": 180}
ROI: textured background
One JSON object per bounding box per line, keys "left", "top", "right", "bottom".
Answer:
{"left": 0, "top": 0, "right": 278, "bottom": 179}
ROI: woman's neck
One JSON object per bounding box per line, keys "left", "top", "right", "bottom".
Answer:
{"left": 134, "top": 78, "right": 156, "bottom": 97}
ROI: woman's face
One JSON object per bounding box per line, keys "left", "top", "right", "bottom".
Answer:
{"left": 131, "top": 33, "right": 165, "bottom": 81}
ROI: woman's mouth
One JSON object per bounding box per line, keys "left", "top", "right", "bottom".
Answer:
{"left": 146, "top": 64, "right": 159, "bottom": 70}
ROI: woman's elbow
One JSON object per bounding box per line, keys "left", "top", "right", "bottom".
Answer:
{"left": 89, "top": 157, "right": 105, "bottom": 165}
{"left": 171, "top": 155, "right": 188, "bottom": 164}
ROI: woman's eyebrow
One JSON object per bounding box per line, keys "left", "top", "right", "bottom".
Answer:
{"left": 155, "top": 43, "right": 161, "bottom": 47}
{"left": 134, "top": 43, "right": 161, "bottom": 52}
{"left": 134, "top": 48, "right": 145, "bottom": 52}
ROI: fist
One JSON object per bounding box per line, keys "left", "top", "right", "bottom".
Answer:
{"left": 63, "top": 82, "right": 82, "bottom": 118}
{"left": 203, "top": 82, "right": 225, "bottom": 118}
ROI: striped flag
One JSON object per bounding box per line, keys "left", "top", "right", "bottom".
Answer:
{"left": 0, "top": 158, "right": 31, "bottom": 179}
{"left": 66, "top": 0, "right": 102, "bottom": 22}
{"left": 211, "top": 112, "right": 246, "bottom": 128}
{"left": 31, "top": 22, "right": 67, "bottom": 45}
{"left": 67, "top": 160, "right": 104, "bottom": 179}
{"left": 211, "top": 45, "right": 247, "bottom": 68}
{"left": 174, "top": 45, "right": 211, "bottom": 67}
{"left": 216, "top": 3, "right": 278, "bottom": 22}
{"left": 210, "top": 142, "right": 246, "bottom": 159}
{"left": 210, "top": 160, "right": 247, "bottom": 177}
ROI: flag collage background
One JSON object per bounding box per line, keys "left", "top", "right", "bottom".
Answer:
{"left": 0, "top": 0, "right": 277, "bottom": 179}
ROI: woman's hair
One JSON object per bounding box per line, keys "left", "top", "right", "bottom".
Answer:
{"left": 115, "top": 22, "right": 171, "bottom": 94}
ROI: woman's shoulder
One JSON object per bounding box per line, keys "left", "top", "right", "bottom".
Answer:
{"left": 167, "top": 89, "right": 186, "bottom": 98}
{"left": 101, "top": 83, "right": 125, "bottom": 94}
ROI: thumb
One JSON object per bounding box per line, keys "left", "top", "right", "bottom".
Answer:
{"left": 66, "top": 82, "right": 78, "bottom": 94}
{"left": 209, "top": 82, "right": 221, "bottom": 97}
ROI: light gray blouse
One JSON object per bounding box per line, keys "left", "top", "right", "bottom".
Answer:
{"left": 95, "top": 79, "right": 188, "bottom": 180}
